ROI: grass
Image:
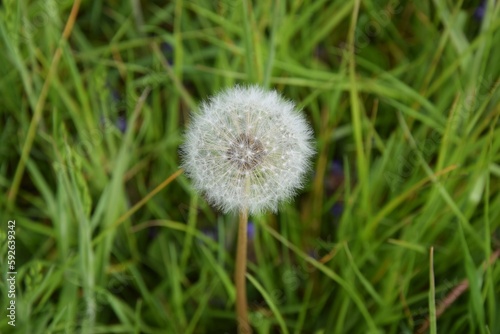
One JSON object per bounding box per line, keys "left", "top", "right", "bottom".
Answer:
{"left": 0, "top": 0, "right": 499, "bottom": 333}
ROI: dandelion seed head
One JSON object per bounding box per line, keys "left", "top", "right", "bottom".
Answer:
{"left": 181, "top": 85, "right": 315, "bottom": 214}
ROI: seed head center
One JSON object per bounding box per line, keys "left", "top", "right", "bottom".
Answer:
{"left": 227, "top": 133, "right": 266, "bottom": 171}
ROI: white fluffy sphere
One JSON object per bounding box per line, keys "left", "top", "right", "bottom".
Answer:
{"left": 181, "top": 86, "right": 315, "bottom": 214}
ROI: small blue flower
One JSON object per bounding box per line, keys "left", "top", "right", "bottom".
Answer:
{"left": 473, "top": 1, "right": 486, "bottom": 21}
{"left": 325, "top": 159, "right": 344, "bottom": 191}
{"left": 247, "top": 221, "right": 255, "bottom": 240}
{"left": 116, "top": 116, "right": 127, "bottom": 133}
{"left": 324, "top": 159, "right": 345, "bottom": 221}
{"left": 331, "top": 202, "right": 344, "bottom": 217}
{"left": 161, "top": 42, "right": 174, "bottom": 65}
{"left": 330, "top": 159, "right": 343, "bottom": 175}
{"left": 103, "top": 83, "right": 129, "bottom": 134}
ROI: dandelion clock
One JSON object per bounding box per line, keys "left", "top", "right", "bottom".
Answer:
{"left": 182, "top": 86, "right": 315, "bottom": 213}
{"left": 181, "top": 85, "right": 315, "bottom": 333}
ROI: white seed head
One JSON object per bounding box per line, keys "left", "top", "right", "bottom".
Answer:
{"left": 181, "top": 85, "right": 315, "bottom": 214}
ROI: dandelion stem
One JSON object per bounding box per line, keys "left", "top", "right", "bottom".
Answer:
{"left": 235, "top": 208, "right": 251, "bottom": 333}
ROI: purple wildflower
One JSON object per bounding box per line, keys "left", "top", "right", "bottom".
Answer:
{"left": 247, "top": 221, "right": 255, "bottom": 240}
{"left": 474, "top": 1, "right": 486, "bottom": 21}
{"left": 116, "top": 116, "right": 127, "bottom": 133}
{"left": 161, "top": 42, "right": 174, "bottom": 65}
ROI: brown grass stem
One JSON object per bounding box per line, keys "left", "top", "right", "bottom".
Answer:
{"left": 235, "top": 208, "right": 251, "bottom": 333}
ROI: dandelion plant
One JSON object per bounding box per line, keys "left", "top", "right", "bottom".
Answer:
{"left": 182, "top": 85, "right": 315, "bottom": 333}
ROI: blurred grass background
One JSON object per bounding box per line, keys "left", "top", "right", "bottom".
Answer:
{"left": 0, "top": 0, "right": 499, "bottom": 333}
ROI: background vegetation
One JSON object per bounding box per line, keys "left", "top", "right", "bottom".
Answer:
{"left": 1, "top": 0, "right": 499, "bottom": 333}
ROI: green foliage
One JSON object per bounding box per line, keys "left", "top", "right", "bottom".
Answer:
{"left": 0, "top": 0, "right": 499, "bottom": 333}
